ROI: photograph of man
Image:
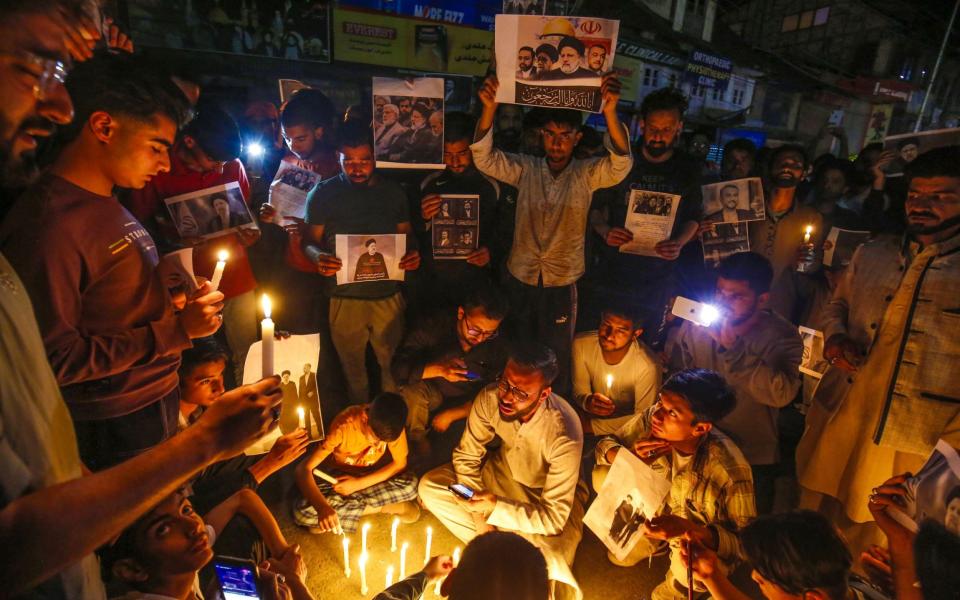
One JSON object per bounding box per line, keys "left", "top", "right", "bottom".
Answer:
{"left": 898, "top": 136, "right": 920, "bottom": 164}
{"left": 459, "top": 230, "right": 475, "bottom": 248}
{"left": 353, "top": 238, "right": 390, "bottom": 281}
{"left": 517, "top": 46, "right": 536, "bottom": 80}
{"left": 538, "top": 36, "right": 595, "bottom": 80}
{"left": 298, "top": 363, "right": 320, "bottom": 436}
{"left": 587, "top": 44, "right": 607, "bottom": 74}
{"left": 618, "top": 508, "right": 645, "bottom": 547}
{"left": 279, "top": 369, "right": 301, "bottom": 434}
{"left": 375, "top": 103, "right": 408, "bottom": 159}
{"left": 440, "top": 202, "right": 452, "bottom": 219}
{"left": 463, "top": 200, "right": 474, "bottom": 219}
{"left": 204, "top": 195, "right": 248, "bottom": 234}
{"left": 397, "top": 97, "right": 413, "bottom": 126}
{"left": 374, "top": 96, "right": 387, "bottom": 124}
{"left": 438, "top": 229, "right": 453, "bottom": 247}
{"left": 704, "top": 184, "right": 755, "bottom": 223}
{"left": 534, "top": 43, "right": 558, "bottom": 78}
{"left": 609, "top": 494, "right": 634, "bottom": 543}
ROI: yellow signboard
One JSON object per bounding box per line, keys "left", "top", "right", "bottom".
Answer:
{"left": 333, "top": 8, "right": 492, "bottom": 76}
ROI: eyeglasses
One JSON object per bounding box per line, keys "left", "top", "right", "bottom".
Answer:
{"left": 496, "top": 375, "right": 530, "bottom": 402}
{"left": 463, "top": 314, "right": 499, "bottom": 340}
{"left": 1, "top": 51, "right": 71, "bottom": 101}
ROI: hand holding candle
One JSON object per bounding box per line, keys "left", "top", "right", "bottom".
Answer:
{"left": 803, "top": 224, "right": 813, "bottom": 244}
{"left": 260, "top": 294, "right": 274, "bottom": 378}
{"left": 210, "top": 249, "right": 228, "bottom": 291}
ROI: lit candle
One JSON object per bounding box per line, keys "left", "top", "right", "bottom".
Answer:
{"left": 391, "top": 516, "right": 399, "bottom": 552}
{"left": 359, "top": 552, "right": 368, "bottom": 595}
{"left": 342, "top": 536, "right": 351, "bottom": 578}
{"left": 260, "top": 294, "right": 274, "bottom": 378}
{"left": 210, "top": 250, "right": 228, "bottom": 291}
{"left": 385, "top": 564, "right": 394, "bottom": 588}
{"left": 424, "top": 526, "right": 433, "bottom": 565}
{"left": 400, "top": 541, "right": 409, "bottom": 579}
{"left": 803, "top": 224, "right": 813, "bottom": 244}
{"left": 434, "top": 546, "right": 462, "bottom": 596}
{"left": 605, "top": 373, "right": 613, "bottom": 397}
{"left": 297, "top": 406, "right": 305, "bottom": 430}
{"left": 361, "top": 522, "right": 371, "bottom": 556}
{"left": 434, "top": 574, "right": 442, "bottom": 596}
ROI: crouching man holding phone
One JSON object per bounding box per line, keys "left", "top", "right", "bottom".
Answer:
{"left": 418, "top": 342, "right": 587, "bottom": 600}
{"left": 592, "top": 369, "right": 756, "bottom": 600}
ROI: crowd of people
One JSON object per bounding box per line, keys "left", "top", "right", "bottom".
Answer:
{"left": 1, "top": 1, "right": 959, "bottom": 600}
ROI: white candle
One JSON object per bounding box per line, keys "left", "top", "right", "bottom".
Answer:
{"left": 391, "top": 516, "right": 399, "bottom": 552}
{"left": 605, "top": 373, "right": 613, "bottom": 397}
{"left": 342, "top": 536, "right": 351, "bottom": 578}
{"left": 424, "top": 526, "right": 433, "bottom": 565}
{"left": 803, "top": 224, "right": 813, "bottom": 244}
{"left": 359, "top": 552, "right": 368, "bottom": 595}
{"left": 361, "top": 522, "right": 371, "bottom": 556}
{"left": 261, "top": 294, "right": 274, "bottom": 378}
{"left": 385, "top": 564, "right": 394, "bottom": 588}
{"left": 210, "top": 249, "right": 228, "bottom": 291}
{"left": 434, "top": 575, "right": 442, "bottom": 596}
{"left": 453, "top": 547, "right": 461, "bottom": 566}
{"left": 399, "top": 541, "right": 409, "bottom": 579}
{"left": 297, "top": 406, "right": 305, "bottom": 430}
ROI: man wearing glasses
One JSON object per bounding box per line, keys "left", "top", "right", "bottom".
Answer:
{"left": 419, "top": 341, "right": 587, "bottom": 600}
{"left": 391, "top": 286, "right": 509, "bottom": 460}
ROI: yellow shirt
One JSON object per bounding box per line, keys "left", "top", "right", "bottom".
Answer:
{"left": 320, "top": 405, "right": 408, "bottom": 473}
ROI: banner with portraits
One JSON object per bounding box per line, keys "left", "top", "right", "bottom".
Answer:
{"left": 495, "top": 14, "right": 620, "bottom": 113}
{"left": 164, "top": 182, "right": 258, "bottom": 242}
{"left": 432, "top": 194, "right": 480, "bottom": 260}
{"left": 619, "top": 189, "right": 679, "bottom": 257}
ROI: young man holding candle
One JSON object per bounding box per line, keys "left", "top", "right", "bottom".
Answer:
{"left": 470, "top": 74, "right": 632, "bottom": 397}
{"left": 664, "top": 252, "right": 802, "bottom": 514}
{"left": 418, "top": 342, "right": 586, "bottom": 600}
{"left": 126, "top": 103, "right": 261, "bottom": 385}
{"left": 302, "top": 120, "right": 421, "bottom": 404}
{"left": 572, "top": 304, "right": 661, "bottom": 435}
{"left": 593, "top": 369, "right": 755, "bottom": 600}
{"left": 0, "top": 52, "right": 227, "bottom": 471}
{"left": 293, "top": 392, "right": 420, "bottom": 534}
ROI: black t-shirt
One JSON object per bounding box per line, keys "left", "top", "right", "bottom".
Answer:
{"left": 599, "top": 152, "right": 704, "bottom": 284}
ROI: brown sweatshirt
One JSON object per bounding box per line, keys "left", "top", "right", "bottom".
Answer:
{"left": 0, "top": 176, "right": 192, "bottom": 420}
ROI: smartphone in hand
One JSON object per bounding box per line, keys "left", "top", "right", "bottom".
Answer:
{"left": 449, "top": 483, "right": 475, "bottom": 500}
{"left": 214, "top": 556, "right": 263, "bottom": 600}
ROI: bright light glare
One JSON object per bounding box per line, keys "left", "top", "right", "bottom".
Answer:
{"left": 700, "top": 304, "right": 720, "bottom": 327}
{"left": 246, "top": 142, "right": 265, "bottom": 158}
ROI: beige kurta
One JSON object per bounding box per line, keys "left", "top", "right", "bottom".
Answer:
{"left": 798, "top": 240, "right": 960, "bottom": 533}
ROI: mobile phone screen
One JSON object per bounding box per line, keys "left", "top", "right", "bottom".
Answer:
{"left": 215, "top": 561, "right": 261, "bottom": 600}
{"left": 450, "top": 483, "right": 475, "bottom": 500}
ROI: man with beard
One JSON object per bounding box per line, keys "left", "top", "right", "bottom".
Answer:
{"left": 665, "top": 252, "right": 802, "bottom": 514}
{"left": 587, "top": 44, "right": 607, "bottom": 74}
{"left": 797, "top": 147, "right": 960, "bottom": 558}
{"left": 471, "top": 74, "right": 632, "bottom": 397}
{"left": 572, "top": 305, "right": 660, "bottom": 435}
{"left": 397, "top": 97, "right": 414, "bottom": 127}
{"left": 746, "top": 144, "right": 823, "bottom": 276}
{"left": 592, "top": 87, "right": 701, "bottom": 343}
{"left": 705, "top": 184, "right": 754, "bottom": 223}
{"left": 719, "top": 138, "right": 756, "bottom": 181}
{"left": 375, "top": 103, "right": 408, "bottom": 160}
{"left": 516, "top": 46, "right": 536, "bottom": 81}
{"left": 538, "top": 37, "right": 595, "bottom": 80}
{"left": 419, "top": 342, "right": 587, "bottom": 600}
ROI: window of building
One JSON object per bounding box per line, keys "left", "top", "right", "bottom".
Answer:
{"left": 799, "top": 10, "right": 814, "bottom": 29}
{"left": 643, "top": 67, "right": 660, "bottom": 87}
{"left": 782, "top": 14, "right": 798, "bottom": 31}
{"left": 782, "top": 7, "right": 829, "bottom": 32}
{"left": 814, "top": 7, "right": 830, "bottom": 25}
{"left": 711, "top": 86, "right": 724, "bottom": 101}
{"left": 668, "top": 73, "right": 679, "bottom": 87}
{"left": 732, "top": 87, "right": 745, "bottom": 105}
{"left": 693, "top": 84, "right": 706, "bottom": 98}
{"left": 686, "top": 0, "right": 706, "bottom": 17}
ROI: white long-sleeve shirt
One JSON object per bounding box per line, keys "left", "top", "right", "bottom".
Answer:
{"left": 469, "top": 127, "right": 632, "bottom": 287}
{"left": 453, "top": 384, "right": 583, "bottom": 536}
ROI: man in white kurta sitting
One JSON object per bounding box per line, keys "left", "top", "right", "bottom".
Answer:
{"left": 418, "top": 341, "right": 586, "bottom": 600}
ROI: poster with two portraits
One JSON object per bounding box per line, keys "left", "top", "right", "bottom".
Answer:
{"left": 700, "top": 177, "right": 764, "bottom": 267}
{"left": 494, "top": 15, "right": 619, "bottom": 113}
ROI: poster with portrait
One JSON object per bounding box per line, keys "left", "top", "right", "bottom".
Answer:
{"left": 887, "top": 440, "right": 960, "bottom": 535}
{"left": 242, "top": 334, "right": 325, "bottom": 455}
{"left": 619, "top": 189, "right": 679, "bottom": 257}
{"left": 127, "top": 0, "right": 332, "bottom": 63}
{"left": 502, "top": 0, "right": 546, "bottom": 14}
{"left": 823, "top": 227, "right": 871, "bottom": 268}
{"left": 164, "top": 182, "right": 258, "bottom": 242}
{"left": 495, "top": 14, "right": 620, "bottom": 113}
{"left": 701, "top": 178, "right": 764, "bottom": 223}
{"left": 432, "top": 194, "right": 480, "bottom": 260}
{"left": 798, "top": 326, "right": 828, "bottom": 379}
{"left": 701, "top": 221, "right": 750, "bottom": 268}
{"left": 585, "top": 448, "right": 671, "bottom": 562}
{"left": 158, "top": 248, "right": 199, "bottom": 295}
{"left": 372, "top": 77, "right": 445, "bottom": 169}
{"left": 334, "top": 234, "right": 406, "bottom": 285}
{"left": 268, "top": 162, "right": 323, "bottom": 227}
{"left": 882, "top": 127, "right": 960, "bottom": 177}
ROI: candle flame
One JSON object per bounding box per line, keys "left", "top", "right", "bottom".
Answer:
{"left": 297, "top": 406, "right": 305, "bottom": 419}
{"left": 605, "top": 374, "right": 613, "bottom": 389}
{"left": 804, "top": 225, "right": 813, "bottom": 235}
{"left": 217, "top": 249, "right": 229, "bottom": 262}
{"left": 453, "top": 547, "right": 461, "bottom": 566}
{"left": 261, "top": 294, "right": 272, "bottom": 318}
{"left": 343, "top": 537, "right": 349, "bottom": 549}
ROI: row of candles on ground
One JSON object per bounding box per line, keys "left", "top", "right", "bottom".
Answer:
{"left": 214, "top": 223, "right": 817, "bottom": 382}
{"left": 341, "top": 520, "right": 461, "bottom": 596}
